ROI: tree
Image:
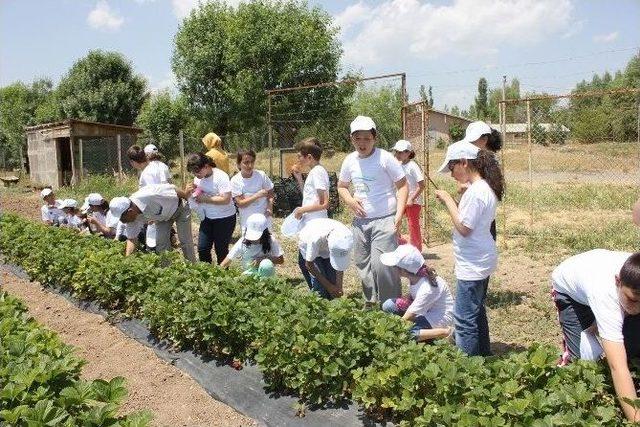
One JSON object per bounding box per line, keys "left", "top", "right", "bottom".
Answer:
{"left": 475, "top": 77, "right": 488, "bottom": 120}
{"left": 449, "top": 123, "right": 464, "bottom": 141}
{"left": 57, "top": 50, "right": 148, "bottom": 125}
{"left": 428, "top": 85, "right": 434, "bottom": 107}
{"left": 135, "top": 91, "right": 190, "bottom": 160}
{"left": 172, "top": 0, "right": 345, "bottom": 135}
{"left": 419, "top": 84, "right": 433, "bottom": 107}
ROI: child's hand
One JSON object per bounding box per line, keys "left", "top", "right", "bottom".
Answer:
{"left": 349, "top": 198, "right": 367, "bottom": 218}
{"left": 195, "top": 194, "right": 210, "bottom": 204}
{"left": 434, "top": 190, "right": 453, "bottom": 205}
{"left": 256, "top": 189, "right": 269, "bottom": 198}
{"left": 185, "top": 183, "right": 196, "bottom": 194}
{"left": 293, "top": 207, "right": 304, "bottom": 220}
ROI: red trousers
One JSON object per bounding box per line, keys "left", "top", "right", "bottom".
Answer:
{"left": 404, "top": 204, "right": 422, "bottom": 251}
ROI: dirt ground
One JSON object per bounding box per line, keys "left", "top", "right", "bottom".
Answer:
{"left": 0, "top": 267, "right": 255, "bottom": 427}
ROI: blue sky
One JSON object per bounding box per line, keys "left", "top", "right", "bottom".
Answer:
{"left": 1, "top": 0, "right": 639, "bottom": 110}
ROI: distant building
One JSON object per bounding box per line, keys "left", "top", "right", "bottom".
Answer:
{"left": 427, "top": 109, "right": 473, "bottom": 145}
{"left": 490, "top": 123, "right": 570, "bottom": 145}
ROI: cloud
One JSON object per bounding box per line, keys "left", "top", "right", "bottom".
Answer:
{"left": 336, "top": 0, "right": 576, "bottom": 66}
{"left": 149, "top": 72, "right": 178, "bottom": 94}
{"left": 171, "top": 0, "right": 244, "bottom": 20}
{"left": 593, "top": 31, "right": 619, "bottom": 43}
{"left": 87, "top": 0, "right": 124, "bottom": 31}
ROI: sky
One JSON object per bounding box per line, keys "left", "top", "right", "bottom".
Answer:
{"left": 1, "top": 0, "right": 639, "bottom": 111}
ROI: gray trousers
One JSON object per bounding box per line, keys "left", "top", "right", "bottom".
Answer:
{"left": 155, "top": 202, "right": 196, "bottom": 263}
{"left": 352, "top": 214, "right": 401, "bottom": 303}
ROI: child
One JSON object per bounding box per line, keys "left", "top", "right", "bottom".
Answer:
{"left": 83, "top": 193, "right": 115, "bottom": 237}
{"left": 40, "top": 188, "right": 63, "bottom": 225}
{"left": 551, "top": 250, "right": 640, "bottom": 423}
{"left": 337, "top": 115, "right": 408, "bottom": 305}
{"left": 380, "top": 244, "right": 454, "bottom": 342}
{"left": 60, "top": 199, "right": 85, "bottom": 230}
{"left": 185, "top": 152, "right": 236, "bottom": 264}
{"left": 392, "top": 139, "right": 425, "bottom": 251}
{"left": 297, "top": 217, "right": 354, "bottom": 299}
{"left": 434, "top": 141, "right": 504, "bottom": 356}
{"left": 230, "top": 149, "right": 274, "bottom": 231}
{"left": 220, "top": 213, "right": 284, "bottom": 277}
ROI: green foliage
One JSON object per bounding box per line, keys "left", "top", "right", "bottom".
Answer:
{"left": 57, "top": 50, "right": 148, "bottom": 125}
{"left": 0, "top": 292, "right": 151, "bottom": 426}
{"left": 475, "top": 77, "right": 489, "bottom": 120}
{"left": 448, "top": 123, "right": 464, "bottom": 141}
{"left": 532, "top": 122, "right": 547, "bottom": 146}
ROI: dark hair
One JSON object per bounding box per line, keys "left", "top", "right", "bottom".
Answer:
{"left": 407, "top": 150, "right": 415, "bottom": 160}
{"left": 486, "top": 129, "right": 503, "bottom": 153}
{"left": 468, "top": 149, "right": 504, "bottom": 201}
{"left": 236, "top": 149, "right": 257, "bottom": 164}
{"left": 127, "top": 145, "right": 147, "bottom": 163}
{"left": 186, "top": 152, "right": 216, "bottom": 173}
{"left": 97, "top": 200, "right": 109, "bottom": 213}
{"left": 244, "top": 228, "right": 272, "bottom": 255}
{"left": 620, "top": 253, "right": 640, "bottom": 292}
{"left": 146, "top": 151, "right": 164, "bottom": 162}
{"left": 417, "top": 264, "right": 438, "bottom": 286}
{"left": 351, "top": 129, "right": 377, "bottom": 137}
{"left": 297, "top": 137, "right": 323, "bottom": 161}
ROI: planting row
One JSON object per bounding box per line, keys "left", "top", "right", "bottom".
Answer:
{"left": 0, "top": 214, "right": 632, "bottom": 425}
{"left": 0, "top": 291, "right": 151, "bottom": 426}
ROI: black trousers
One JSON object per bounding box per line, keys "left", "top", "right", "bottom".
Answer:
{"left": 198, "top": 214, "right": 236, "bottom": 264}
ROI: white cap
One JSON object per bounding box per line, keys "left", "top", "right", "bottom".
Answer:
{"left": 350, "top": 115, "right": 376, "bottom": 134}
{"left": 87, "top": 193, "right": 104, "bottom": 206}
{"left": 281, "top": 211, "right": 301, "bottom": 238}
{"left": 393, "top": 139, "right": 413, "bottom": 152}
{"left": 108, "top": 197, "right": 131, "bottom": 226}
{"left": 462, "top": 121, "right": 492, "bottom": 144}
{"left": 380, "top": 244, "right": 425, "bottom": 274}
{"left": 245, "top": 213, "right": 268, "bottom": 240}
{"left": 437, "top": 141, "right": 480, "bottom": 173}
{"left": 144, "top": 144, "right": 158, "bottom": 155}
{"left": 60, "top": 199, "right": 78, "bottom": 209}
{"left": 327, "top": 227, "right": 354, "bottom": 271}
{"left": 40, "top": 188, "right": 53, "bottom": 198}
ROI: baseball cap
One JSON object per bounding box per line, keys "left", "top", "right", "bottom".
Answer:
{"left": 108, "top": 197, "right": 132, "bottom": 227}
{"left": 144, "top": 144, "right": 158, "bottom": 155}
{"left": 327, "top": 227, "right": 354, "bottom": 271}
{"left": 245, "top": 213, "right": 268, "bottom": 240}
{"left": 462, "top": 121, "right": 492, "bottom": 144}
{"left": 60, "top": 199, "right": 78, "bottom": 209}
{"left": 437, "top": 140, "right": 480, "bottom": 173}
{"left": 40, "top": 188, "right": 53, "bottom": 198}
{"left": 87, "top": 193, "right": 104, "bottom": 206}
{"left": 393, "top": 139, "right": 413, "bottom": 152}
{"left": 380, "top": 244, "right": 425, "bottom": 274}
{"left": 350, "top": 115, "right": 376, "bottom": 134}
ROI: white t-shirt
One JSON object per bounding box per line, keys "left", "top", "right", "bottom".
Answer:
{"left": 230, "top": 170, "right": 274, "bottom": 229}
{"left": 139, "top": 161, "right": 171, "bottom": 187}
{"left": 125, "top": 184, "right": 179, "bottom": 239}
{"left": 190, "top": 169, "right": 236, "bottom": 220}
{"left": 552, "top": 249, "right": 630, "bottom": 343}
{"left": 407, "top": 276, "right": 454, "bottom": 328}
{"left": 298, "top": 218, "right": 352, "bottom": 270}
{"left": 402, "top": 160, "right": 424, "bottom": 206}
{"left": 301, "top": 165, "right": 330, "bottom": 226}
{"left": 453, "top": 179, "right": 498, "bottom": 280}
{"left": 338, "top": 148, "right": 405, "bottom": 218}
{"left": 41, "top": 201, "right": 63, "bottom": 223}
{"left": 62, "top": 213, "right": 84, "bottom": 229}
{"left": 227, "top": 236, "right": 283, "bottom": 269}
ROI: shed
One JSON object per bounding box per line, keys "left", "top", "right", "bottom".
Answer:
{"left": 25, "top": 119, "right": 142, "bottom": 189}
{"left": 427, "top": 109, "right": 473, "bottom": 145}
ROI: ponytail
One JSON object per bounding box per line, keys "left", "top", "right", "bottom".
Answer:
{"left": 259, "top": 229, "right": 272, "bottom": 255}
{"left": 486, "top": 129, "right": 503, "bottom": 153}
{"left": 416, "top": 264, "right": 438, "bottom": 287}
{"left": 469, "top": 150, "right": 504, "bottom": 201}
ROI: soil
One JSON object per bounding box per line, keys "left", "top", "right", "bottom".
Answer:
{"left": 1, "top": 267, "right": 255, "bottom": 427}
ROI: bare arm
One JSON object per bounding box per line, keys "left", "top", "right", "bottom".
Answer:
{"left": 266, "top": 189, "right": 274, "bottom": 217}
{"left": 220, "top": 257, "right": 231, "bottom": 268}
{"left": 394, "top": 178, "right": 409, "bottom": 232}
{"left": 409, "top": 180, "right": 426, "bottom": 205}
{"left": 434, "top": 190, "right": 472, "bottom": 236}
{"left": 234, "top": 189, "right": 268, "bottom": 208}
{"left": 338, "top": 180, "right": 366, "bottom": 218}
{"left": 125, "top": 239, "right": 137, "bottom": 256}
{"left": 197, "top": 192, "right": 232, "bottom": 205}
{"left": 602, "top": 339, "right": 640, "bottom": 422}
{"left": 256, "top": 254, "right": 284, "bottom": 265}
{"left": 296, "top": 189, "right": 329, "bottom": 217}
{"left": 305, "top": 260, "right": 344, "bottom": 298}
{"left": 88, "top": 217, "right": 115, "bottom": 237}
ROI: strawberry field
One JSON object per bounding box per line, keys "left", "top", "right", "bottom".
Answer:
{"left": 1, "top": 213, "right": 638, "bottom": 425}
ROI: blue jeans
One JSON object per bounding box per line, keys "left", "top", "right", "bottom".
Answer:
{"left": 298, "top": 251, "right": 313, "bottom": 289}
{"left": 382, "top": 298, "right": 433, "bottom": 340}
{"left": 299, "top": 253, "right": 335, "bottom": 300}
{"left": 454, "top": 277, "right": 491, "bottom": 356}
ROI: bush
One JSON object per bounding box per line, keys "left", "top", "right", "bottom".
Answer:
{"left": 449, "top": 123, "right": 464, "bottom": 141}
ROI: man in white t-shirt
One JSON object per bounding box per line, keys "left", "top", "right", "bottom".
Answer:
{"left": 40, "top": 188, "right": 63, "bottom": 225}
{"left": 337, "top": 116, "right": 409, "bottom": 304}
{"left": 551, "top": 250, "right": 640, "bottom": 423}
{"left": 107, "top": 183, "right": 196, "bottom": 262}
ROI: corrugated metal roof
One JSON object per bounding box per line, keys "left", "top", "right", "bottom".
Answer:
{"left": 24, "top": 118, "right": 143, "bottom": 133}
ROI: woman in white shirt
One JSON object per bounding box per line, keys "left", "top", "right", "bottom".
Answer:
{"left": 230, "top": 149, "right": 274, "bottom": 231}
{"left": 185, "top": 152, "right": 236, "bottom": 264}
{"left": 83, "top": 193, "right": 115, "bottom": 238}
{"left": 434, "top": 141, "right": 504, "bottom": 356}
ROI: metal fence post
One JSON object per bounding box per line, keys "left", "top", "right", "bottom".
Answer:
{"left": 116, "top": 134, "right": 123, "bottom": 181}
{"left": 78, "top": 138, "right": 83, "bottom": 181}
{"left": 526, "top": 100, "right": 533, "bottom": 227}
{"left": 268, "top": 94, "right": 273, "bottom": 176}
{"left": 179, "top": 130, "right": 186, "bottom": 187}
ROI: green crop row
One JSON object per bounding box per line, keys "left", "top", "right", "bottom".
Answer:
{"left": 0, "top": 292, "right": 151, "bottom": 426}
{"left": 0, "top": 214, "right": 635, "bottom": 425}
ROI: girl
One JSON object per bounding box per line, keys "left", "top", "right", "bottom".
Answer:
{"left": 230, "top": 149, "right": 274, "bottom": 231}
{"left": 60, "top": 199, "right": 86, "bottom": 230}
{"left": 392, "top": 139, "right": 425, "bottom": 251}
{"left": 185, "top": 152, "right": 236, "bottom": 264}
{"left": 380, "top": 244, "right": 454, "bottom": 342}
{"left": 40, "top": 188, "right": 63, "bottom": 226}
{"left": 220, "top": 213, "right": 284, "bottom": 277}
{"left": 84, "top": 193, "right": 115, "bottom": 237}
{"left": 435, "top": 141, "right": 504, "bottom": 356}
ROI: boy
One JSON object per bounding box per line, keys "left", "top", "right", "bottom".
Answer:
{"left": 337, "top": 115, "right": 408, "bottom": 304}
{"left": 551, "top": 249, "right": 640, "bottom": 423}
{"left": 107, "top": 183, "right": 196, "bottom": 262}
{"left": 297, "top": 217, "right": 354, "bottom": 299}
{"left": 40, "top": 187, "right": 63, "bottom": 225}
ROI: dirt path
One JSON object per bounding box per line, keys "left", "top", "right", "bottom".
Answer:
{"left": 1, "top": 267, "right": 255, "bottom": 427}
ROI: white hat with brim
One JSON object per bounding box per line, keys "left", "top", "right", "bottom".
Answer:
{"left": 281, "top": 211, "right": 302, "bottom": 238}
{"left": 60, "top": 199, "right": 78, "bottom": 209}
{"left": 40, "top": 188, "right": 53, "bottom": 199}
{"left": 380, "top": 244, "right": 425, "bottom": 274}
{"left": 245, "top": 213, "right": 268, "bottom": 241}
{"left": 350, "top": 115, "right": 376, "bottom": 134}
{"left": 437, "top": 141, "right": 480, "bottom": 173}
{"left": 105, "top": 211, "right": 119, "bottom": 228}
{"left": 393, "top": 139, "right": 413, "bottom": 152}
{"left": 144, "top": 144, "right": 158, "bottom": 155}
{"left": 327, "top": 228, "right": 354, "bottom": 271}
{"left": 87, "top": 193, "right": 104, "bottom": 206}
{"left": 108, "top": 197, "right": 131, "bottom": 227}
{"left": 462, "top": 121, "right": 492, "bottom": 144}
